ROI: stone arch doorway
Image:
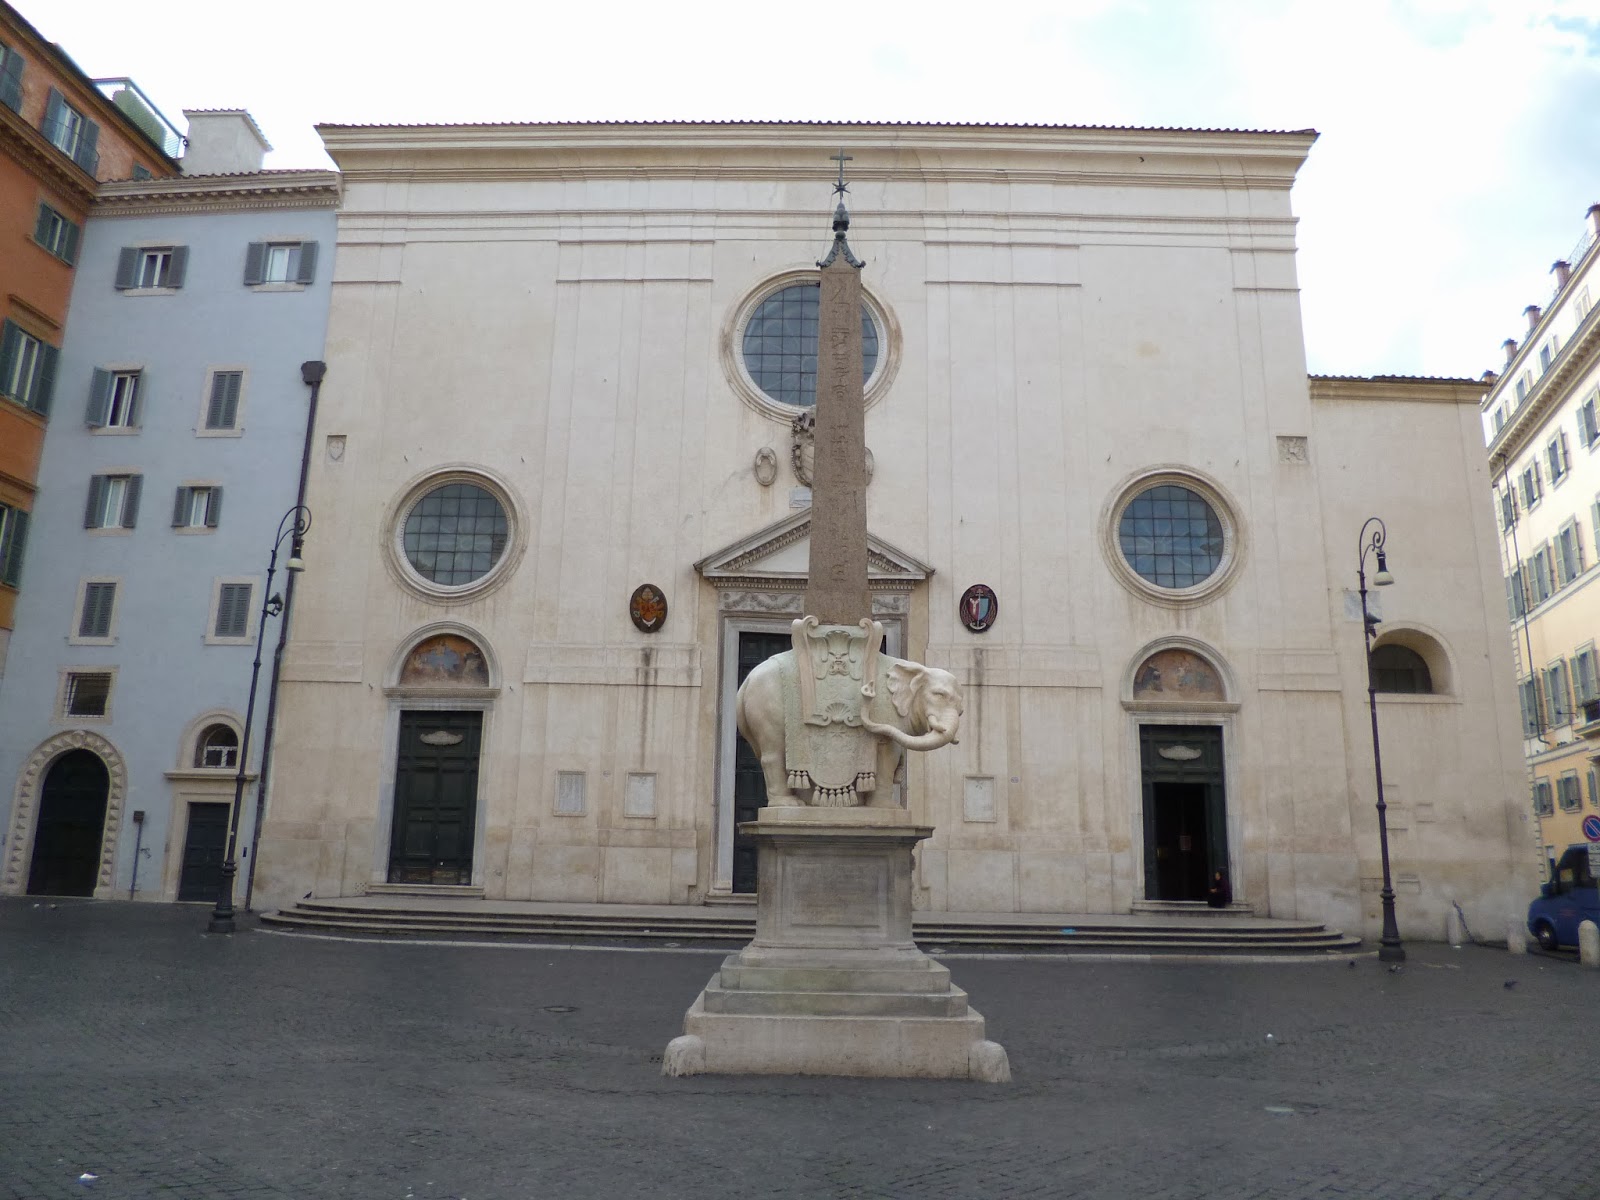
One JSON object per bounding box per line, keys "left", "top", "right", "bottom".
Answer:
{"left": 28, "top": 750, "right": 111, "bottom": 897}
{"left": 3, "top": 730, "right": 128, "bottom": 898}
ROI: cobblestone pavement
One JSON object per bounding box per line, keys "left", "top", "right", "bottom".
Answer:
{"left": 1, "top": 899, "right": 1594, "bottom": 1200}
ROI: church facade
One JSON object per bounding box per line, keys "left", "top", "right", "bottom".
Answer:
{"left": 253, "top": 122, "right": 1533, "bottom": 942}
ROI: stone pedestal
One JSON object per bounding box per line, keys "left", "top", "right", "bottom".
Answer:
{"left": 663, "top": 807, "right": 1009, "bottom": 1081}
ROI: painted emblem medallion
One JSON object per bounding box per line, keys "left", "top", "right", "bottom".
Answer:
{"left": 959, "top": 584, "right": 998, "bottom": 633}
{"left": 629, "top": 584, "right": 668, "bottom": 632}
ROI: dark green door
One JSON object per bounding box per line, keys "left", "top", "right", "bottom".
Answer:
{"left": 27, "top": 750, "right": 110, "bottom": 897}
{"left": 732, "top": 631, "right": 791, "bottom": 893}
{"left": 1140, "top": 725, "right": 1226, "bottom": 902}
{"left": 389, "top": 711, "right": 482, "bottom": 886}
{"left": 177, "top": 802, "right": 230, "bottom": 901}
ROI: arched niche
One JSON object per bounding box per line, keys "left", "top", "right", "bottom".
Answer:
{"left": 1122, "top": 638, "right": 1238, "bottom": 712}
{"left": 385, "top": 623, "right": 500, "bottom": 695}
{"left": 2, "top": 730, "right": 128, "bottom": 898}
{"left": 1371, "top": 625, "right": 1454, "bottom": 696}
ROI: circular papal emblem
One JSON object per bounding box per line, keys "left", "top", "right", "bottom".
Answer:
{"left": 959, "top": 584, "right": 998, "bottom": 633}
{"left": 629, "top": 584, "right": 668, "bottom": 633}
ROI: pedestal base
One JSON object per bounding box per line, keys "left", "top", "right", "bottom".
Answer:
{"left": 663, "top": 808, "right": 1009, "bottom": 1081}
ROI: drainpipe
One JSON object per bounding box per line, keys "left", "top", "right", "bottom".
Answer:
{"left": 242, "top": 359, "right": 325, "bottom": 911}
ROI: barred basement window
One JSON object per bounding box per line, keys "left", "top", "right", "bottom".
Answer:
{"left": 64, "top": 671, "right": 112, "bottom": 718}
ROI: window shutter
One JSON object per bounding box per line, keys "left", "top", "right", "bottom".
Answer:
{"left": 61, "top": 219, "right": 79, "bottom": 266}
{"left": 84, "top": 475, "right": 106, "bottom": 529}
{"left": 74, "top": 118, "right": 99, "bottom": 174}
{"left": 216, "top": 583, "right": 251, "bottom": 638}
{"left": 0, "top": 508, "right": 27, "bottom": 587}
{"left": 206, "top": 487, "right": 222, "bottom": 528}
{"left": 34, "top": 203, "right": 52, "bottom": 246}
{"left": 166, "top": 245, "right": 188, "bottom": 289}
{"left": 126, "top": 373, "right": 143, "bottom": 426}
{"left": 0, "top": 47, "right": 22, "bottom": 113}
{"left": 115, "top": 247, "right": 138, "bottom": 289}
{"left": 44, "top": 88, "right": 64, "bottom": 138}
{"left": 86, "top": 368, "right": 112, "bottom": 426}
{"left": 0, "top": 321, "right": 18, "bottom": 394}
{"left": 243, "top": 242, "right": 266, "bottom": 286}
{"left": 33, "top": 342, "right": 57, "bottom": 416}
{"left": 172, "top": 486, "right": 190, "bottom": 526}
{"left": 295, "top": 241, "right": 318, "bottom": 284}
{"left": 80, "top": 582, "right": 114, "bottom": 639}
{"left": 122, "top": 474, "right": 142, "bottom": 528}
{"left": 220, "top": 372, "right": 241, "bottom": 428}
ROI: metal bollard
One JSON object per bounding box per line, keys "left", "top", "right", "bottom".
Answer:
{"left": 1507, "top": 917, "right": 1528, "bottom": 955}
{"left": 1580, "top": 920, "right": 1600, "bottom": 969}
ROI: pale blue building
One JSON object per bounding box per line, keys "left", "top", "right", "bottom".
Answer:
{"left": 0, "top": 114, "right": 338, "bottom": 904}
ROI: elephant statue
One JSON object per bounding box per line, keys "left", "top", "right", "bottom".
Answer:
{"left": 736, "top": 652, "right": 964, "bottom": 808}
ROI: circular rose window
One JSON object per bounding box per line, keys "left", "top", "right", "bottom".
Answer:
{"left": 740, "top": 282, "right": 880, "bottom": 409}
{"left": 1118, "top": 484, "right": 1225, "bottom": 588}
{"left": 401, "top": 481, "right": 509, "bottom": 587}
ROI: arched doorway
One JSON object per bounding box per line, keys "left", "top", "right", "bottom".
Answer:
{"left": 28, "top": 750, "right": 111, "bottom": 896}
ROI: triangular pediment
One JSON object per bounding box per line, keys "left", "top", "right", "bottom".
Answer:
{"left": 695, "top": 511, "right": 933, "bottom": 586}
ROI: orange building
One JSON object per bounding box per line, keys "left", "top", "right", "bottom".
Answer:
{"left": 0, "top": 0, "right": 179, "bottom": 671}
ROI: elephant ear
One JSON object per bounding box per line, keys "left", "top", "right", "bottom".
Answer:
{"left": 886, "top": 661, "right": 922, "bottom": 719}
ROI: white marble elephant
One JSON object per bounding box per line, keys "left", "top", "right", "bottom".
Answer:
{"left": 735, "top": 653, "right": 964, "bottom": 807}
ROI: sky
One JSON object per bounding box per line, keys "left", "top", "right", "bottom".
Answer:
{"left": 37, "top": 0, "right": 1600, "bottom": 378}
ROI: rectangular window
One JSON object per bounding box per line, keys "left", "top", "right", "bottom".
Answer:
{"left": 63, "top": 671, "right": 112, "bottom": 718}
{"left": 86, "top": 369, "right": 142, "bottom": 428}
{"left": 76, "top": 581, "right": 117, "bottom": 640}
{"left": 0, "top": 502, "right": 29, "bottom": 588}
{"left": 1578, "top": 287, "right": 1594, "bottom": 322}
{"left": 172, "top": 485, "right": 221, "bottom": 529}
{"left": 1545, "top": 660, "right": 1571, "bottom": 728}
{"left": 1533, "top": 779, "right": 1554, "bottom": 816}
{"left": 0, "top": 42, "right": 22, "bottom": 113}
{"left": 0, "top": 320, "right": 59, "bottom": 415}
{"left": 555, "top": 771, "right": 587, "bottom": 815}
{"left": 42, "top": 89, "right": 98, "bottom": 174}
{"left": 204, "top": 370, "right": 243, "bottom": 430}
{"left": 1556, "top": 520, "right": 1585, "bottom": 585}
{"left": 1515, "top": 374, "right": 1530, "bottom": 403}
{"left": 1547, "top": 431, "right": 1571, "bottom": 485}
{"left": 1520, "top": 461, "right": 1542, "bottom": 509}
{"left": 1590, "top": 769, "right": 1599, "bottom": 807}
{"left": 1528, "top": 545, "right": 1555, "bottom": 604}
{"left": 84, "top": 474, "right": 142, "bottom": 530}
{"left": 114, "top": 245, "right": 188, "bottom": 290}
{"left": 1492, "top": 406, "right": 1507, "bottom": 433}
{"left": 1506, "top": 567, "right": 1527, "bottom": 619}
{"left": 33, "top": 203, "right": 79, "bottom": 264}
{"left": 1497, "top": 488, "right": 1516, "bottom": 531}
{"left": 1579, "top": 392, "right": 1600, "bottom": 448}
{"left": 1539, "top": 339, "right": 1558, "bottom": 374}
{"left": 244, "top": 241, "right": 319, "bottom": 286}
{"left": 1574, "top": 646, "right": 1599, "bottom": 705}
{"left": 213, "top": 582, "right": 253, "bottom": 639}
{"left": 1558, "top": 772, "right": 1583, "bottom": 812}
{"left": 1520, "top": 676, "right": 1542, "bottom": 737}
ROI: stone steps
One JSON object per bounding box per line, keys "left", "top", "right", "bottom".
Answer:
{"left": 259, "top": 898, "right": 1361, "bottom": 956}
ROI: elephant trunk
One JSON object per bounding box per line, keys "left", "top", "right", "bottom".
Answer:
{"left": 861, "top": 716, "right": 959, "bottom": 752}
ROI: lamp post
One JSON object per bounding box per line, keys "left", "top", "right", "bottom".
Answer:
{"left": 207, "top": 505, "right": 311, "bottom": 934}
{"left": 1357, "top": 516, "right": 1404, "bottom": 963}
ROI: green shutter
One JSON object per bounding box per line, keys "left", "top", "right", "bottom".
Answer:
{"left": 243, "top": 242, "right": 266, "bottom": 286}
{"left": 34, "top": 203, "right": 52, "bottom": 247}
{"left": 115, "top": 247, "right": 138, "bottom": 289}
{"left": 166, "top": 245, "right": 188, "bottom": 288}
{"left": 86, "top": 368, "right": 112, "bottom": 426}
{"left": 43, "top": 88, "right": 64, "bottom": 143}
{"left": 205, "top": 372, "right": 242, "bottom": 429}
{"left": 84, "top": 476, "right": 106, "bottom": 529}
{"left": 125, "top": 372, "right": 143, "bottom": 426}
{"left": 295, "top": 241, "right": 318, "bottom": 284}
{"left": 172, "top": 486, "right": 190, "bottom": 526}
{"left": 122, "top": 474, "right": 142, "bottom": 528}
{"left": 0, "top": 320, "right": 18, "bottom": 398}
{"left": 33, "top": 342, "right": 57, "bottom": 416}
{"left": 0, "top": 46, "right": 22, "bottom": 113}
{"left": 0, "top": 507, "right": 27, "bottom": 587}
{"left": 206, "top": 487, "right": 222, "bottom": 529}
{"left": 80, "top": 582, "right": 114, "bottom": 638}
{"left": 60, "top": 219, "right": 79, "bottom": 266}
{"left": 74, "top": 118, "right": 99, "bottom": 174}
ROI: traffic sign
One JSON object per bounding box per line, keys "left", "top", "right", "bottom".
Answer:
{"left": 1584, "top": 814, "right": 1600, "bottom": 843}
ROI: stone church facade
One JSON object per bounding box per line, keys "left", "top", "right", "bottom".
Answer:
{"left": 253, "top": 122, "right": 1534, "bottom": 942}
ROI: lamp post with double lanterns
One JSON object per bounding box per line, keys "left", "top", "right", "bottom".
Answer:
{"left": 207, "top": 505, "right": 311, "bottom": 934}
{"left": 1356, "top": 516, "right": 1405, "bottom": 963}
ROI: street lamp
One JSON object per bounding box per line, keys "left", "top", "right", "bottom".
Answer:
{"left": 1357, "top": 516, "right": 1404, "bottom": 963}
{"left": 207, "top": 505, "right": 312, "bottom": 934}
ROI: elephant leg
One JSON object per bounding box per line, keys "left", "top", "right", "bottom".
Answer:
{"left": 759, "top": 749, "right": 795, "bottom": 806}
{"left": 866, "top": 739, "right": 904, "bottom": 808}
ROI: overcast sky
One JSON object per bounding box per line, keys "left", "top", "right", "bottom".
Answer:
{"left": 40, "top": 0, "right": 1600, "bottom": 378}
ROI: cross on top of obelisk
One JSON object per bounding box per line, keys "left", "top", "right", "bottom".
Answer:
{"left": 819, "top": 148, "right": 864, "bottom": 270}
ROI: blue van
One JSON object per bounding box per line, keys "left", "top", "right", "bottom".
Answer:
{"left": 1527, "top": 844, "right": 1600, "bottom": 950}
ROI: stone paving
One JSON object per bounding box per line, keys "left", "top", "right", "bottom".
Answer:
{"left": 1, "top": 898, "right": 1594, "bottom": 1200}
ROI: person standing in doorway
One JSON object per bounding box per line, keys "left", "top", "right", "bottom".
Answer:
{"left": 1207, "top": 868, "right": 1232, "bottom": 909}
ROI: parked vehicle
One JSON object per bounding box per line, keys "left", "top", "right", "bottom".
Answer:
{"left": 1527, "top": 844, "right": 1600, "bottom": 950}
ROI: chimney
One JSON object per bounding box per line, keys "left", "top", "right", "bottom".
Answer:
{"left": 180, "top": 110, "right": 271, "bottom": 175}
{"left": 1481, "top": 369, "right": 1499, "bottom": 384}
{"left": 1524, "top": 305, "right": 1542, "bottom": 332}
{"left": 1552, "top": 261, "right": 1572, "bottom": 289}
{"left": 1589, "top": 204, "right": 1600, "bottom": 238}
{"left": 1503, "top": 338, "right": 1518, "bottom": 365}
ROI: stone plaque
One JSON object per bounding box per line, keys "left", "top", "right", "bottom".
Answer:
{"left": 785, "top": 857, "right": 888, "bottom": 930}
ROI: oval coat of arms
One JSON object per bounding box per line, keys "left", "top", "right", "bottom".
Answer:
{"left": 630, "top": 584, "right": 668, "bottom": 633}
{"left": 959, "top": 584, "right": 998, "bottom": 633}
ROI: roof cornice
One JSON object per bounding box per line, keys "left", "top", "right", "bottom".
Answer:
{"left": 1486, "top": 299, "right": 1600, "bottom": 463}
{"left": 318, "top": 121, "right": 1317, "bottom": 187}
{"left": 1309, "top": 376, "right": 1489, "bottom": 406}
{"left": 91, "top": 170, "right": 342, "bottom": 216}
{"left": 0, "top": 102, "right": 96, "bottom": 204}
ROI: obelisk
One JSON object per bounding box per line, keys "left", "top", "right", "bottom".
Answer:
{"left": 806, "top": 154, "right": 871, "bottom": 623}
